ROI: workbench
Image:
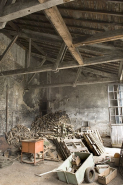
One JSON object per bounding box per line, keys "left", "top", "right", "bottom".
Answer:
{"left": 21, "top": 139, "right": 44, "bottom": 165}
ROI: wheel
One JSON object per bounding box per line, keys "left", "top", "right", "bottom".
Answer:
{"left": 84, "top": 167, "right": 95, "bottom": 183}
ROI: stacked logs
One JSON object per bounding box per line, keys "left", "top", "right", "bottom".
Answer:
{"left": 5, "top": 125, "right": 34, "bottom": 148}
{"left": 31, "top": 111, "right": 74, "bottom": 137}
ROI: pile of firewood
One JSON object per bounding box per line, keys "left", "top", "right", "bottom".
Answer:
{"left": 5, "top": 125, "right": 34, "bottom": 148}
{"left": 31, "top": 111, "right": 74, "bottom": 137}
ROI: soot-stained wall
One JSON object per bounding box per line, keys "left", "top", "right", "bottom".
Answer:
{"left": 0, "top": 34, "right": 39, "bottom": 135}
{"left": 0, "top": 33, "right": 110, "bottom": 137}
{"left": 40, "top": 70, "right": 110, "bottom": 136}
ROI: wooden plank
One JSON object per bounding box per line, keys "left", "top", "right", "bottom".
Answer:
{"left": 44, "top": 6, "right": 83, "bottom": 65}
{"left": 0, "top": 35, "right": 18, "bottom": 63}
{"left": 0, "top": 0, "right": 75, "bottom": 23}
{"left": 74, "top": 29, "right": 123, "bottom": 47}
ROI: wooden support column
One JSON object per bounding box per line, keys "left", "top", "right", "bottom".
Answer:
{"left": 54, "top": 43, "right": 67, "bottom": 71}
{"left": 118, "top": 61, "right": 123, "bottom": 81}
{"left": 0, "top": 35, "right": 18, "bottom": 63}
{"left": 73, "top": 68, "right": 82, "bottom": 87}
{"left": 28, "top": 57, "right": 46, "bottom": 85}
{"left": 6, "top": 84, "right": 8, "bottom": 132}
{"left": 28, "top": 38, "right": 32, "bottom": 67}
{"left": 43, "top": 6, "right": 83, "bottom": 65}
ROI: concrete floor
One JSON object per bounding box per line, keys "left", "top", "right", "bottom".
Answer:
{"left": 0, "top": 148, "right": 122, "bottom": 185}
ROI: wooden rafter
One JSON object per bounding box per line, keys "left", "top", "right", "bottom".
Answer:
{"left": 74, "top": 29, "right": 123, "bottom": 47}
{"left": 0, "top": 0, "right": 75, "bottom": 24}
{"left": 43, "top": 6, "right": 83, "bottom": 65}
{"left": 0, "top": 35, "right": 18, "bottom": 63}
{"left": 0, "top": 53, "right": 122, "bottom": 77}
{"left": 28, "top": 78, "right": 118, "bottom": 89}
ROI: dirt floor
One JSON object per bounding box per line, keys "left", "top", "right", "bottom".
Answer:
{"left": 0, "top": 148, "right": 123, "bottom": 185}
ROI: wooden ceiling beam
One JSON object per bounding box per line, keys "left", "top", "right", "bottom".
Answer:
{"left": 0, "top": 53, "right": 122, "bottom": 77}
{"left": 83, "top": 67, "right": 117, "bottom": 78}
{"left": 43, "top": 6, "right": 83, "bottom": 65}
{"left": 0, "top": 0, "right": 75, "bottom": 25}
{"left": 74, "top": 29, "right": 123, "bottom": 47}
{"left": 29, "top": 78, "right": 118, "bottom": 89}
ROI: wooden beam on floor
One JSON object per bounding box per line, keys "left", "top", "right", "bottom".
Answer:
{"left": 0, "top": 53, "right": 122, "bottom": 77}
{"left": 43, "top": 6, "right": 83, "bottom": 65}
{"left": 74, "top": 29, "right": 123, "bottom": 47}
{"left": 0, "top": 35, "right": 18, "bottom": 63}
{"left": 0, "top": 0, "right": 75, "bottom": 24}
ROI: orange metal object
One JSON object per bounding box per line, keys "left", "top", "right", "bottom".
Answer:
{"left": 21, "top": 139, "right": 44, "bottom": 165}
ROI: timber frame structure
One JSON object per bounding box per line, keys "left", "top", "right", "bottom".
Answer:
{"left": 0, "top": 0, "right": 123, "bottom": 88}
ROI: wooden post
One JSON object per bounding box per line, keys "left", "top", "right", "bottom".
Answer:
{"left": 6, "top": 84, "right": 8, "bottom": 132}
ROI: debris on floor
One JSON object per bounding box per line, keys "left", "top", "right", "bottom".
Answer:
{"left": 4, "top": 111, "right": 106, "bottom": 164}
{"left": 95, "top": 164, "right": 109, "bottom": 174}
{"left": 0, "top": 156, "right": 13, "bottom": 168}
{"left": 98, "top": 167, "right": 117, "bottom": 185}
{"left": 53, "top": 137, "right": 89, "bottom": 160}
